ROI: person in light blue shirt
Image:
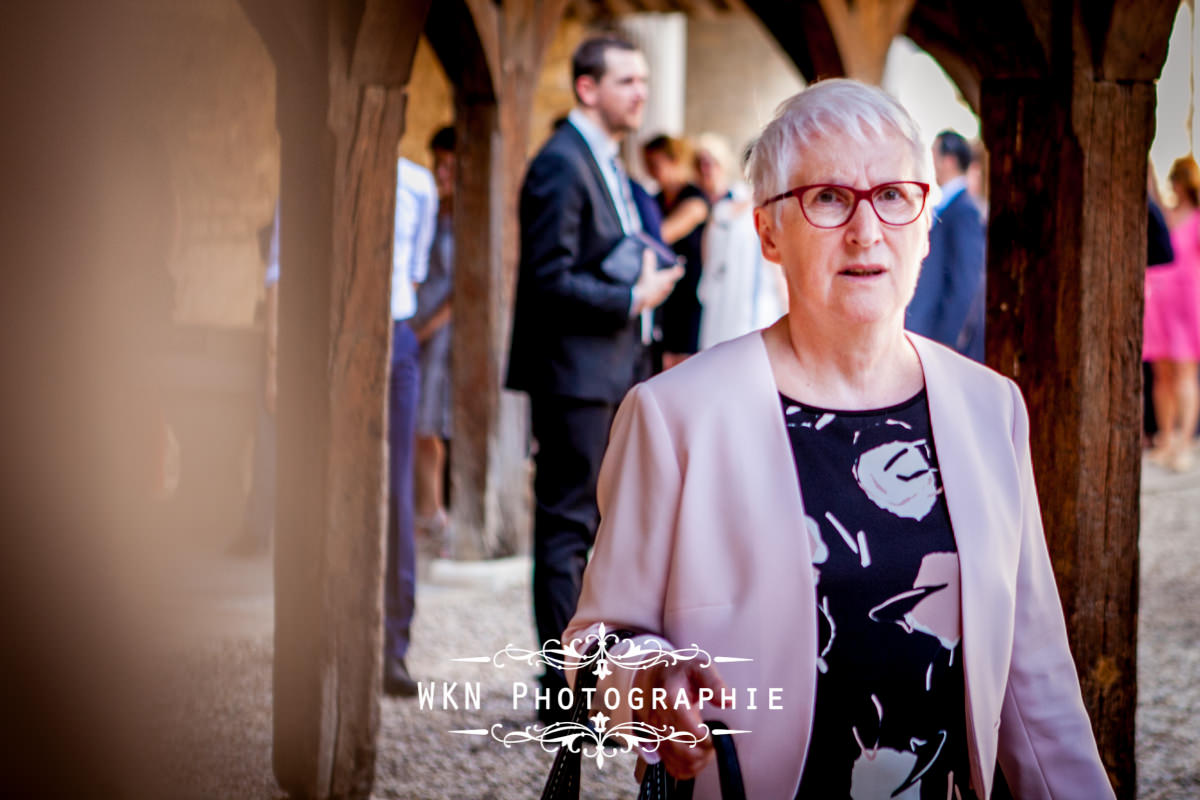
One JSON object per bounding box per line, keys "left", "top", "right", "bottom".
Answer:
{"left": 384, "top": 156, "right": 437, "bottom": 696}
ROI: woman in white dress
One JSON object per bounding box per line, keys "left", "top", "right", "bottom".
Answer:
{"left": 695, "top": 132, "right": 787, "bottom": 350}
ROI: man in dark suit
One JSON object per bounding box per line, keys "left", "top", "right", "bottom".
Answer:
{"left": 506, "top": 35, "right": 683, "bottom": 716}
{"left": 907, "top": 130, "right": 986, "bottom": 360}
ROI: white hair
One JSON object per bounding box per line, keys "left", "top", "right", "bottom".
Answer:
{"left": 746, "top": 79, "right": 934, "bottom": 216}
{"left": 694, "top": 132, "right": 738, "bottom": 179}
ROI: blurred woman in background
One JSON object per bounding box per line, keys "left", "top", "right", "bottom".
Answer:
{"left": 643, "top": 134, "right": 709, "bottom": 369}
{"left": 1144, "top": 156, "right": 1200, "bottom": 471}
{"left": 695, "top": 132, "right": 786, "bottom": 349}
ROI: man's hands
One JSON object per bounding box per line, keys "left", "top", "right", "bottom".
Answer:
{"left": 631, "top": 660, "right": 728, "bottom": 780}
{"left": 633, "top": 248, "right": 684, "bottom": 314}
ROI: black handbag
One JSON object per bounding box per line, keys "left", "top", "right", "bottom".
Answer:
{"left": 539, "top": 633, "right": 747, "bottom": 800}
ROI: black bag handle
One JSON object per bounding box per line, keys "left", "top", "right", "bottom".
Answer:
{"left": 539, "top": 631, "right": 746, "bottom": 800}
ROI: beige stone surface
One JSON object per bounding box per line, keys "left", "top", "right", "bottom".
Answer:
{"left": 121, "top": 0, "right": 280, "bottom": 327}
{"left": 685, "top": 12, "right": 804, "bottom": 166}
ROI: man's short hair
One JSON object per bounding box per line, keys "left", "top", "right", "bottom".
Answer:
{"left": 935, "top": 130, "right": 972, "bottom": 173}
{"left": 572, "top": 35, "right": 638, "bottom": 101}
{"left": 430, "top": 125, "right": 455, "bottom": 154}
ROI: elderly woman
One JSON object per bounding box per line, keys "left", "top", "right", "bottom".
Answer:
{"left": 564, "top": 80, "right": 1111, "bottom": 799}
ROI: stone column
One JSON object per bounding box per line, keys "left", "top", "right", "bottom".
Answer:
{"left": 619, "top": 12, "right": 687, "bottom": 182}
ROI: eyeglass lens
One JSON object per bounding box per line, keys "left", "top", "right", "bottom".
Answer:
{"left": 801, "top": 183, "right": 925, "bottom": 227}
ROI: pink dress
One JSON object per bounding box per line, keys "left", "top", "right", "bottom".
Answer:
{"left": 1144, "top": 209, "right": 1200, "bottom": 362}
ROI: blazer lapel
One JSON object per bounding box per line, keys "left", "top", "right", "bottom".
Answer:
{"left": 911, "top": 334, "right": 1022, "bottom": 799}
{"left": 563, "top": 123, "right": 625, "bottom": 234}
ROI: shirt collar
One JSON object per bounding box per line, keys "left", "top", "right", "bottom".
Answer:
{"left": 568, "top": 108, "right": 620, "bottom": 163}
{"left": 934, "top": 175, "right": 968, "bottom": 212}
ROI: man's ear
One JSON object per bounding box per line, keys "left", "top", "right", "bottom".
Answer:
{"left": 754, "top": 206, "right": 782, "bottom": 264}
{"left": 575, "top": 75, "right": 598, "bottom": 108}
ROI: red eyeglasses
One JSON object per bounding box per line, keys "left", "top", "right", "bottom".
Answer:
{"left": 759, "top": 182, "right": 930, "bottom": 228}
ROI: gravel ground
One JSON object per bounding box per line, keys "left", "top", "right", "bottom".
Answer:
{"left": 1135, "top": 460, "right": 1200, "bottom": 800}
{"left": 153, "top": 457, "right": 1199, "bottom": 799}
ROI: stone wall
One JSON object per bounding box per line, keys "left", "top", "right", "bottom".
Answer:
{"left": 685, "top": 12, "right": 804, "bottom": 175}
{"left": 133, "top": 1, "right": 279, "bottom": 328}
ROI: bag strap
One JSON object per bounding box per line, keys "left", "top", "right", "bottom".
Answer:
{"left": 637, "top": 720, "right": 746, "bottom": 800}
{"left": 540, "top": 628, "right": 636, "bottom": 800}
{"left": 540, "top": 631, "right": 747, "bottom": 800}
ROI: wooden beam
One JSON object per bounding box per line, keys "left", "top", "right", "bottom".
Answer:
{"left": 906, "top": 0, "right": 1047, "bottom": 90}
{"left": 817, "top": 0, "right": 915, "bottom": 84}
{"left": 638, "top": 0, "right": 681, "bottom": 14}
{"left": 351, "top": 0, "right": 434, "bottom": 85}
{"left": 427, "top": 0, "right": 498, "bottom": 102}
{"left": 1081, "top": 0, "right": 1175, "bottom": 80}
{"left": 427, "top": 0, "right": 570, "bottom": 558}
{"left": 742, "top": 0, "right": 845, "bottom": 82}
{"left": 982, "top": 73, "right": 1150, "bottom": 800}
{"left": 462, "top": 0, "right": 503, "bottom": 96}
{"left": 914, "top": 38, "right": 981, "bottom": 114}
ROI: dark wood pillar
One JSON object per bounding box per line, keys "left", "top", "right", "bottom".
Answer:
{"left": 450, "top": 99, "right": 511, "bottom": 558}
{"left": 743, "top": 0, "right": 845, "bottom": 82}
{"left": 244, "top": 0, "right": 429, "bottom": 796}
{"left": 428, "top": 0, "right": 569, "bottom": 558}
{"left": 982, "top": 74, "right": 1155, "bottom": 798}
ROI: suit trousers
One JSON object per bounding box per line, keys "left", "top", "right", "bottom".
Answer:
{"left": 530, "top": 393, "right": 617, "bottom": 691}
{"left": 385, "top": 321, "right": 420, "bottom": 663}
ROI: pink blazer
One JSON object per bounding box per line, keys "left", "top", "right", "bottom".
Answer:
{"left": 565, "top": 330, "right": 1113, "bottom": 800}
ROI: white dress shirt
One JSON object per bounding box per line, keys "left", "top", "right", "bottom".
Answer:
{"left": 392, "top": 158, "right": 438, "bottom": 321}
{"left": 567, "top": 109, "right": 639, "bottom": 235}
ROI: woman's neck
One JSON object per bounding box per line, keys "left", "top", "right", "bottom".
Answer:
{"left": 762, "top": 315, "right": 924, "bottom": 410}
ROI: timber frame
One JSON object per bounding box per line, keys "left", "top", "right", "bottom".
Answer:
{"left": 233, "top": 1, "right": 1176, "bottom": 797}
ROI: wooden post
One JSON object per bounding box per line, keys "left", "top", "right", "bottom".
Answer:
{"left": 982, "top": 74, "right": 1154, "bottom": 798}
{"left": 244, "top": 0, "right": 429, "bottom": 796}
{"left": 449, "top": 99, "right": 510, "bottom": 558}
{"left": 427, "top": 0, "right": 569, "bottom": 558}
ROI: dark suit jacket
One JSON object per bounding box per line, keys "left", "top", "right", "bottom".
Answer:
{"left": 906, "top": 188, "right": 986, "bottom": 357}
{"left": 506, "top": 122, "right": 642, "bottom": 403}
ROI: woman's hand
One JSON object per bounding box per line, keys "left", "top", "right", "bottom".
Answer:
{"left": 631, "top": 659, "right": 728, "bottom": 780}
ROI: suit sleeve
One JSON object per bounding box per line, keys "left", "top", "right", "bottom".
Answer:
{"left": 519, "top": 152, "right": 634, "bottom": 327}
{"left": 563, "top": 382, "right": 683, "bottom": 726}
{"left": 995, "top": 379, "right": 1115, "bottom": 799}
